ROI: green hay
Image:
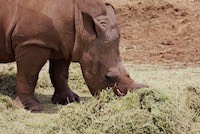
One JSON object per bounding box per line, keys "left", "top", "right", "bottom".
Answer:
{"left": 0, "top": 96, "right": 13, "bottom": 111}
{"left": 186, "top": 86, "right": 200, "bottom": 113}
{"left": 55, "top": 88, "right": 196, "bottom": 134}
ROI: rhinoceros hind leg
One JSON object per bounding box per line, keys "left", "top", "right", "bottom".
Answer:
{"left": 49, "top": 58, "right": 80, "bottom": 105}
{"left": 15, "top": 45, "right": 51, "bottom": 111}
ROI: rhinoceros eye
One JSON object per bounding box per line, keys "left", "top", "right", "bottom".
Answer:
{"left": 105, "top": 74, "right": 112, "bottom": 82}
{"left": 104, "top": 72, "right": 117, "bottom": 82}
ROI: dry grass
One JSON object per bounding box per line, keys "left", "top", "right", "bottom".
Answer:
{"left": 0, "top": 63, "right": 200, "bottom": 134}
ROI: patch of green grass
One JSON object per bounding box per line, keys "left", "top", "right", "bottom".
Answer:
{"left": 0, "top": 63, "right": 200, "bottom": 134}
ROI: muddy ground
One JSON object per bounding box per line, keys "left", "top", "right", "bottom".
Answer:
{"left": 110, "top": 0, "right": 200, "bottom": 66}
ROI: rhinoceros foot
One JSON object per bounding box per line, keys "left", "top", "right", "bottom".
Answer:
{"left": 52, "top": 90, "right": 80, "bottom": 105}
{"left": 14, "top": 96, "right": 42, "bottom": 112}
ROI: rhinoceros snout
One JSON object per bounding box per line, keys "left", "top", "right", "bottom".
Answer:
{"left": 113, "top": 82, "right": 149, "bottom": 96}
{"left": 103, "top": 68, "right": 149, "bottom": 96}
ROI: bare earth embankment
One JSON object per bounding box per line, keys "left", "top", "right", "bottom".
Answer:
{"left": 0, "top": 0, "right": 200, "bottom": 133}
{"left": 111, "top": 0, "right": 200, "bottom": 66}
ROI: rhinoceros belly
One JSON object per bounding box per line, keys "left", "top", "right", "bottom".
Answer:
{"left": 0, "top": 32, "right": 15, "bottom": 62}
{"left": 0, "top": 35, "right": 15, "bottom": 63}
{"left": 0, "top": 37, "right": 15, "bottom": 63}
{"left": 0, "top": 51, "right": 15, "bottom": 63}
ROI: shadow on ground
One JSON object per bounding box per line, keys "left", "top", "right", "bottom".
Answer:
{"left": 0, "top": 73, "right": 91, "bottom": 113}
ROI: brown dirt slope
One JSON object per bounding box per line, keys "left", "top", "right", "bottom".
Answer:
{"left": 108, "top": 0, "right": 200, "bottom": 66}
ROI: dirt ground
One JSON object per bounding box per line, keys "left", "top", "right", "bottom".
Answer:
{"left": 109, "top": 0, "right": 200, "bottom": 66}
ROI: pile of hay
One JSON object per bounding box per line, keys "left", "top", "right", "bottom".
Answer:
{"left": 53, "top": 87, "right": 200, "bottom": 133}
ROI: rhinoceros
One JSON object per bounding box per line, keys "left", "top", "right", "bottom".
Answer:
{"left": 0, "top": 0, "right": 148, "bottom": 111}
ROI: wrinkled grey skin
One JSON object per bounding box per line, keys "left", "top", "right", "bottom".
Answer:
{"left": 0, "top": 0, "right": 148, "bottom": 111}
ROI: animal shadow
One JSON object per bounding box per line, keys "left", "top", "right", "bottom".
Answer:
{"left": 0, "top": 73, "right": 92, "bottom": 113}
{"left": 0, "top": 73, "right": 16, "bottom": 98}
{"left": 0, "top": 73, "right": 59, "bottom": 113}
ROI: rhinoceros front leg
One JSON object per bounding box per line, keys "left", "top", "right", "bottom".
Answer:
{"left": 14, "top": 45, "right": 51, "bottom": 111}
{"left": 49, "top": 58, "right": 80, "bottom": 105}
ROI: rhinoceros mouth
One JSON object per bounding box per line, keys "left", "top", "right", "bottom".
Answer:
{"left": 113, "top": 83, "right": 126, "bottom": 96}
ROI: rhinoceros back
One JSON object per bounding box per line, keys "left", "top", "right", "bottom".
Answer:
{"left": 0, "top": 0, "right": 76, "bottom": 60}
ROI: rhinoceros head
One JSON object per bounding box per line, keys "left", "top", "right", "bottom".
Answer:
{"left": 72, "top": 3, "right": 148, "bottom": 96}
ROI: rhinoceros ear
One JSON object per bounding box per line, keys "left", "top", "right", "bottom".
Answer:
{"left": 82, "top": 12, "right": 110, "bottom": 42}
{"left": 93, "top": 18, "right": 109, "bottom": 41}
{"left": 105, "top": 3, "right": 116, "bottom": 14}
{"left": 82, "top": 12, "right": 97, "bottom": 36}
